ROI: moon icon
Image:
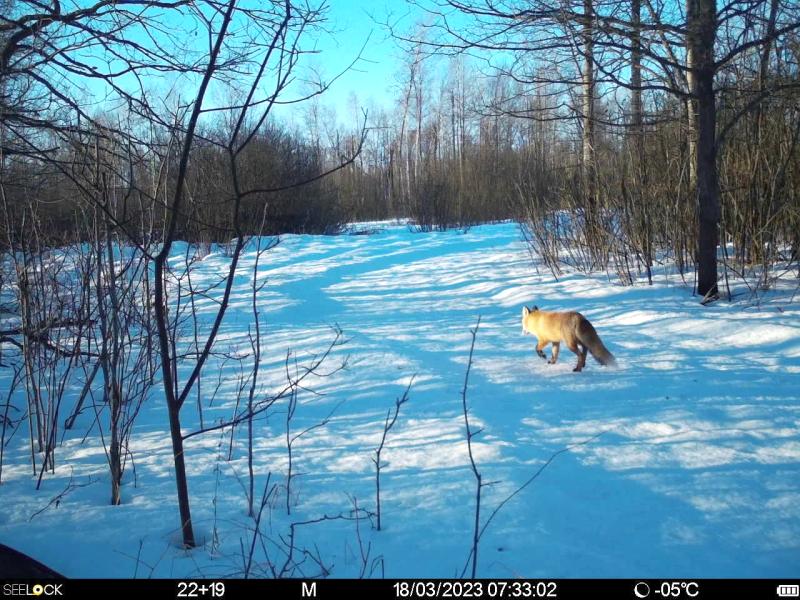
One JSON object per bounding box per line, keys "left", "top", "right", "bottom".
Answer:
{"left": 634, "top": 582, "right": 651, "bottom": 598}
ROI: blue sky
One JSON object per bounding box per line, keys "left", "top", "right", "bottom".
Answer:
{"left": 284, "top": 0, "right": 417, "bottom": 125}
{"left": 35, "top": 1, "right": 416, "bottom": 130}
{"left": 20, "top": 0, "right": 457, "bottom": 133}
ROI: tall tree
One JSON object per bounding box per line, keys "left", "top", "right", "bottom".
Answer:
{"left": 1, "top": 0, "right": 365, "bottom": 548}
{"left": 687, "top": 0, "right": 720, "bottom": 298}
{"left": 396, "top": 0, "right": 800, "bottom": 299}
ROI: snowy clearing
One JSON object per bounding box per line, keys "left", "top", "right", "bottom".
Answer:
{"left": 1, "top": 222, "right": 798, "bottom": 578}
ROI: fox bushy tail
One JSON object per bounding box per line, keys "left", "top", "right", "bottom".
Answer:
{"left": 577, "top": 320, "right": 617, "bottom": 367}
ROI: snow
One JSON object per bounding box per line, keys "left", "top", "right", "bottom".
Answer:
{"left": 1, "top": 221, "right": 799, "bottom": 578}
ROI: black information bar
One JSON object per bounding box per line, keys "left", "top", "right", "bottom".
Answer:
{"left": 2, "top": 578, "right": 798, "bottom": 599}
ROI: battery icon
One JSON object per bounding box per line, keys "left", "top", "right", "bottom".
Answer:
{"left": 777, "top": 584, "right": 800, "bottom": 597}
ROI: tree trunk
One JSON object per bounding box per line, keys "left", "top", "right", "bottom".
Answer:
{"left": 103, "top": 209, "right": 123, "bottom": 506}
{"left": 109, "top": 382, "right": 122, "bottom": 506}
{"left": 630, "top": 0, "right": 643, "bottom": 152}
{"left": 155, "top": 259, "right": 196, "bottom": 547}
{"left": 167, "top": 394, "right": 195, "bottom": 547}
{"left": 688, "top": 0, "right": 720, "bottom": 298}
{"left": 582, "top": 0, "right": 596, "bottom": 204}
{"left": 630, "top": 0, "right": 653, "bottom": 283}
{"left": 686, "top": 43, "right": 698, "bottom": 192}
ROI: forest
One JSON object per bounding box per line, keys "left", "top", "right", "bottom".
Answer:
{"left": 1, "top": 0, "right": 798, "bottom": 579}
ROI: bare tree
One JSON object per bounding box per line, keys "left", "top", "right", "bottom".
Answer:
{"left": 2, "top": 0, "right": 366, "bottom": 548}
{"left": 390, "top": 0, "right": 800, "bottom": 297}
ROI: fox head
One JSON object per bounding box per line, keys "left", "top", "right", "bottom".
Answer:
{"left": 521, "top": 305, "right": 539, "bottom": 334}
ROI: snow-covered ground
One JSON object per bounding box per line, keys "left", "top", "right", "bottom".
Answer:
{"left": 1, "top": 222, "right": 799, "bottom": 578}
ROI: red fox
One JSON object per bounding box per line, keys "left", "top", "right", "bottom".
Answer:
{"left": 521, "top": 306, "right": 616, "bottom": 372}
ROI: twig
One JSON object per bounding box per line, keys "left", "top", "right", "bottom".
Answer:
{"left": 374, "top": 375, "right": 414, "bottom": 531}
{"left": 245, "top": 473, "right": 274, "bottom": 579}
{"left": 29, "top": 468, "right": 96, "bottom": 521}
{"left": 459, "top": 431, "right": 607, "bottom": 578}
{"left": 461, "top": 316, "right": 482, "bottom": 579}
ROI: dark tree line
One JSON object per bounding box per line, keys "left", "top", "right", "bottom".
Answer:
{"left": 12, "top": 1, "right": 796, "bottom": 298}
{"left": 376, "top": 0, "right": 800, "bottom": 297}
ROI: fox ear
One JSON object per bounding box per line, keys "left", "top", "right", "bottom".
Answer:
{"left": 522, "top": 306, "right": 529, "bottom": 317}
{"left": 532, "top": 305, "right": 539, "bottom": 311}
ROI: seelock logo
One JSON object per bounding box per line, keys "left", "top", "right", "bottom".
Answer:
{"left": 2, "top": 584, "right": 64, "bottom": 597}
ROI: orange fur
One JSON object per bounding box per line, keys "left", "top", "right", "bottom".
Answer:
{"left": 522, "top": 306, "right": 616, "bottom": 372}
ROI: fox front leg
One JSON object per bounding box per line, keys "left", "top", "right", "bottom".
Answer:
{"left": 536, "top": 339, "right": 548, "bottom": 360}
{"left": 548, "top": 342, "right": 560, "bottom": 364}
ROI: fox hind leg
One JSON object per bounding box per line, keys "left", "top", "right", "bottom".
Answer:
{"left": 575, "top": 344, "right": 588, "bottom": 372}
{"left": 567, "top": 341, "right": 588, "bottom": 372}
